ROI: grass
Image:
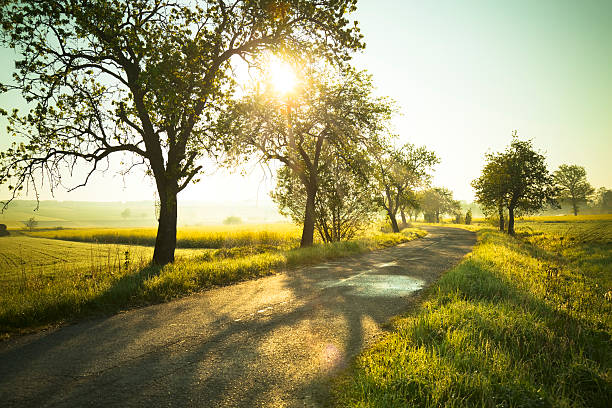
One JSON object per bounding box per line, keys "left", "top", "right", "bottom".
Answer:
{"left": 335, "top": 220, "right": 611, "bottom": 407}
{"left": 0, "top": 227, "right": 426, "bottom": 338}
{"left": 27, "top": 223, "right": 303, "bottom": 248}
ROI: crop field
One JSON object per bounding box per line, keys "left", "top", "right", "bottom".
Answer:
{"left": 0, "top": 225, "right": 426, "bottom": 337}
{"left": 27, "top": 223, "right": 303, "bottom": 249}
{"left": 337, "top": 219, "right": 612, "bottom": 407}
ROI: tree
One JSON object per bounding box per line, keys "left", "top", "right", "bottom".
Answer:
{"left": 398, "top": 190, "right": 419, "bottom": 226}
{"left": 121, "top": 208, "right": 131, "bottom": 219}
{"left": 371, "top": 143, "right": 438, "bottom": 232}
{"left": 223, "top": 216, "right": 242, "bottom": 225}
{"left": 420, "top": 187, "right": 459, "bottom": 223}
{"left": 224, "top": 68, "right": 391, "bottom": 246}
{"left": 472, "top": 132, "right": 557, "bottom": 235}
{"left": 24, "top": 216, "right": 38, "bottom": 231}
{"left": 0, "top": 0, "right": 364, "bottom": 265}
{"left": 593, "top": 187, "right": 612, "bottom": 213}
{"left": 271, "top": 149, "right": 377, "bottom": 242}
{"left": 472, "top": 153, "right": 510, "bottom": 231}
{"left": 553, "top": 164, "right": 594, "bottom": 216}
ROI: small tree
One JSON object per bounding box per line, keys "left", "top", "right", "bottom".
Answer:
{"left": 472, "top": 132, "right": 557, "bottom": 235}
{"left": 121, "top": 208, "right": 131, "bottom": 219}
{"left": 223, "top": 216, "right": 242, "bottom": 225}
{"left": 593, "top": 187, "right": 612, "bottom": 213}
{"left": 272, "top": 151, "right": 377, "bottom": 242}
{"left": 24, "top": 217, "right": 38, "bottom": 231}
{"left": 553, "top": 164, "right": 594, "bottom": 216}
{"left": 472, "top": 153, "right": 509, "bottom": 231}
{"left": 420, "top": 187, "right": 459, "bottom": 223}
{"left": 371, "top": 143, "right": 438, "bottom": 232}
{"left": 465, "top": 209, "right": 472, "bottom": 225}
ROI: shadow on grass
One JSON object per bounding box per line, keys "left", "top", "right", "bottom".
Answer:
{"left": 338, "top": 229, "right": 611, "bottom": 408}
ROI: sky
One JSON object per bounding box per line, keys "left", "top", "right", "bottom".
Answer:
{"left": 0, "top": 0, "right": 611, "bottom": 204}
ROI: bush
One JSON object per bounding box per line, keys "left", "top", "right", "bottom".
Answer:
{"left": 465, "top": 209, "right": 472, "bottom": 225}
{"left": 222, "top": 216, "right": 242, "bottom": 225}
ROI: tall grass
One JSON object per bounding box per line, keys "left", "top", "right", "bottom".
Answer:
{"left": 28, "top": 223, "right": 302, "bottom": 248}
{"left": 336, "top": 223, "right": 611, "bottom": 407}
{"left": 0, "top": 228, "right": 426, "bottom": 337}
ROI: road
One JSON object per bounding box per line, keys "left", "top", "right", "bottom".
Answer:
{"left": 0, "top": 226, "right": 476, "bottom": 407}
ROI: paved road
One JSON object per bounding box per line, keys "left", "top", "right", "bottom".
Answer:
{"left": 0, "top": 226, "right": 475, "bottom": 407}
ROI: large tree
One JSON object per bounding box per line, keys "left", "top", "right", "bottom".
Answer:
{"left": 0, "top": 0, "right": 363, "bottom": 264}
{"left": 553, "top": 164, "right": 594, "bottom": 216}
{"left": 224, "top": 68, "right": 391, "bottom": 246}
{"left": 371, "top": 143, "right": 438, "bottom": 232}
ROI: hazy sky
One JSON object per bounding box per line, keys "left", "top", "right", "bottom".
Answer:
{"left": 1, "top": 0, "right": 611, "bottom": 204}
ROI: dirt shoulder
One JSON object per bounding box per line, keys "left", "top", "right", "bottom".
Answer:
{"left": 0, "top": 226, "right": 475, "bottom": 408}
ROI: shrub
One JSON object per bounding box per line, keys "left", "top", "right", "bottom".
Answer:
{"left": 465, "top": 209, "right": 472, "bottom": 225}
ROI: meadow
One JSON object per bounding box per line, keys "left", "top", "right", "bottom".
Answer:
{"left": 0, "top": 224, "right": 426, "bottom": 337}
{"left": 336, "top": 217, "right": 612, "bottom": 407}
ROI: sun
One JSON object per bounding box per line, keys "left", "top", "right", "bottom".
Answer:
{"left": 267, "top": 57, "right": 297, "bottom": 96}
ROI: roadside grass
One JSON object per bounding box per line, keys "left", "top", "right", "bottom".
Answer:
{"left": 0, "top": 227, "right": 426, "bottom": 337}
{"left": 335, "top": 222, "right": 611, "bottom": 407}
{"left": 27, "top": 223, "right": 302, "bottom": 248}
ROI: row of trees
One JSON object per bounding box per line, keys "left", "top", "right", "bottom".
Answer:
{"left": 0, "top": 0, "right": 442, "bottom": 264}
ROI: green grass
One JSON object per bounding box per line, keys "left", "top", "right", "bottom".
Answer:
{"left": 335, "top": 221, "right": 611, "bottom": 407}
{"left": 27, "top": 223, "right": 303, "bottom": 248}
{"left": 0, "top": 227, "right": 426, "bottom": 337}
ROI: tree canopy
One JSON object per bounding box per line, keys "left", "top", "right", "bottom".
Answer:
{"left": 472, "top": 133, "right": 557, "bottom": 234}
{"left": 553, "top": 164, "right": 594, "bottom": 216}
{"left": 371, "top": 143, "right": 438, "bottom": 232}
{"left": 0, "top": 0, "right": 364, "bottom": 264}
{"left": 223, "top": 67, "right": 392, "bottom": 246}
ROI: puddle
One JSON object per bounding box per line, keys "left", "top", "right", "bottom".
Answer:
{"left": 317, "top": 274, "right": 424, "bottom": 297}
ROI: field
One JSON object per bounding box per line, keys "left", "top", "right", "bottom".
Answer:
{"left": 0, "top": 224, "right": 426, "bottom": 337}
{"left": 28, "top": 223, "right": 303, "bottom": 248}
{"left": 336, "top": 217, "right": 612, "bottom": 407}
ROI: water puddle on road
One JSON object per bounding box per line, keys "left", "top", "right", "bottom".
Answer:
{"left": 318, "top": 274, "right": 424, "bottom": 297}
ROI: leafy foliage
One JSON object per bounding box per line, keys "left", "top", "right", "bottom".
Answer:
{"left": 272, "top": 152, "right": 378, "bottom": 242}
{"left": 554, "top": 164, "right": 595, "bottom": 216}
{"left": 419, "top": 187, "right": 459, "bottom": 223}
{"left": 371, "top": 143, "right": 438, "bottom": 231}
{"left": 472, "top": 132, "right": 557, "bottom": 234}
{"left": 224, "top": 67, "right": 392, "bottom": 246}
{"left": 0, "top": 0, "right": 364, "bottom": 264}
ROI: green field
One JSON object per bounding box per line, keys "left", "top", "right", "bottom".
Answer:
{"left": 0, "top": 225, "right": 426, "bottom": 337}
{"left": 336, "top": 218, "right": 612, "bottom": 407}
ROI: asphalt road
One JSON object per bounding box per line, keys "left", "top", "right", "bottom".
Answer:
{"left": 0, "top": 226, "right": 476, "bottom": 408}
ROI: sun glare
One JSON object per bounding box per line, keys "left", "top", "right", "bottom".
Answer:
{"left": 268, "top": 57, "right": 297, "bottom": 96}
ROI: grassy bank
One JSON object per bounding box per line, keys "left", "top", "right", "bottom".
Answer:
{"left": 27, "top": 223, "right": 302, "bottom": 248}
{"left": 0, "top": 228, "right": 426, "bottom": 337}
{"left": 336, "top": 222, "right": 611, "bottom": 407}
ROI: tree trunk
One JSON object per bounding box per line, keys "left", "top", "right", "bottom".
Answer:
{"left": 388, "top": 211, "right": 400, "bottom": 233}
{"left": 435, "top": 210, "right": 440, "bottom": 223}
{"left": 507, "top": 206, "right": 515, "bottom": 235}
{"left": 301, "top": 185, "right": 316, "bottom": 247}
{"left": 498, "top": 206, "right": 505, "bottom": 232}
{"left": 572, "top": 199, "right": 578, "bottom": 216}
{"left": 400, "top": 208, "right": 407, "bottom": 226}
{"left": 153, "top": 186, "right": 178, "bottom": 265}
